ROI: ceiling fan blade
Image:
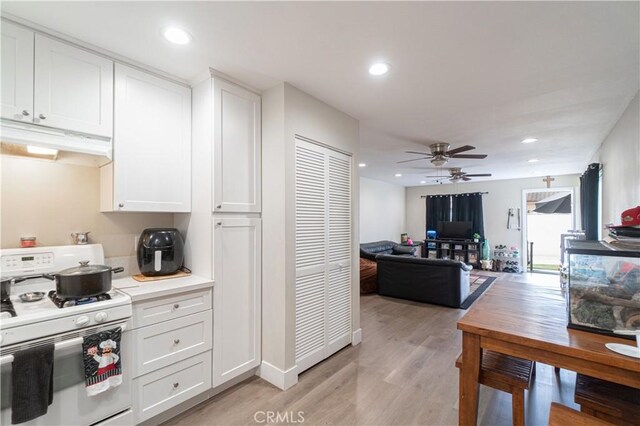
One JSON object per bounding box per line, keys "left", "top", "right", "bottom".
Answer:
{"left": 450, "top": 154, "right": 488, "bottom": 159}
{"left": 424, "top": 175, "right": 447, "bottom": 178}
{"left": 405, "top": 151, "right": 433, "bottom": 156}
{"left": 464, "top": 173, "right": 492, "bottom": 177}
{"left": 462, "top": 177, "right": 472, "bottom": 181}
{"left": 397, "top": 157, "right": 429, "bottom": 164}
{"left": 446, "top": 145, "right": 475, "bottom": 155}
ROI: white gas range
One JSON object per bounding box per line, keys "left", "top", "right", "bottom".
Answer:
{"left": 0, "top": 244, "right": 133, "bottom": 425}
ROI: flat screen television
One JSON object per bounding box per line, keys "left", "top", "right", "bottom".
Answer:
{"left": 437, "top": 221, "right": 473, "bottom": 240}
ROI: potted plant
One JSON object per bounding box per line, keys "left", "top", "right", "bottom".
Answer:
{"left": 473, "top": 233, "right": 481, "bottom": 243}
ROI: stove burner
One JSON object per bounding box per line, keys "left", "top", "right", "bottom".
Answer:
{"left": 1, "top": 299, "right": 17, "bottom": 318}
{"left": 48, "top": 291, "right": 111, "bottom": 308}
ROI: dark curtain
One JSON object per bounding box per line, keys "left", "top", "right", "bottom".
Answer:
{"left": 452, "top": 193, "right": 485, "bottom": 238}
{"left": 580, "top": 163, "right": 601, "bottom": 240}
{"left": 426, "top": 195, "right": 451, "bottom": 234}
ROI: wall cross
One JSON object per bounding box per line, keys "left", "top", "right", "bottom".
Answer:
{"left": 543, "top": 175, "right": 555, "bottom": 188}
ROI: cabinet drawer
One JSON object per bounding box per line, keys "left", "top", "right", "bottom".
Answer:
{"left": 132, "top": 288, "right": 212, "bottom": 328}
{"left": 133, "top": 352, "right": 212, "bottom": 423}
{"left": 132, "top": 310, "right": 212, "bottom": 377}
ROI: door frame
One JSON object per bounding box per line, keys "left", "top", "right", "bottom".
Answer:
{"left": 521, "top": 187, "right": 575, "bottom": 272}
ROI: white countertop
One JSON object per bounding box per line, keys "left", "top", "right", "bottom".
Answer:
{"left": 113, "top": 274, "right": 214, "bottom": 302}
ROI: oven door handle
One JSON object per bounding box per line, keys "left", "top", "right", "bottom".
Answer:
{"left": 0, "top": 324, "right": 126, "bottom": 366}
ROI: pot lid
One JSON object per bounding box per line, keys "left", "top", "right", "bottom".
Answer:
{"left": 57, "top": 261, "right": 111, "bottom": 276}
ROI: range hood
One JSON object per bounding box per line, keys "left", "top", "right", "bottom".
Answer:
{"left": 0, "top": 119, "right": 112, "bottom": 166}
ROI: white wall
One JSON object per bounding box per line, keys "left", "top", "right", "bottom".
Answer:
{"left": 406, "top": 174, "right": 580, "bottom": 255}
{"left": 359, "top": 177, "right": 405, "bottom": 243}
{"left": 1, "top": 155, "right": 173, "bottom": 266}
{"left": 262, "top": 83, "right": 360, "bottom": 385}
{"left": 590, "top": 91, "right": 640, "bottom": 226}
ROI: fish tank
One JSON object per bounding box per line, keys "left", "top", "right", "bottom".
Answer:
{"left": 566, "top": 240, "right": 640, "bottom": 338}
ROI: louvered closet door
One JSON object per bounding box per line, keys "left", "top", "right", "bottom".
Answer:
{"left": 326, "top": 150, "right": 352, "bottom": 354}
{"left": 295, "top": 138, "right": 352, "bottom": 374}
{"left": 295, "top": 141, "right": 328, "bottom": 373}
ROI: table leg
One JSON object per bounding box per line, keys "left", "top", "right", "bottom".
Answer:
{"left": 459, "top": 332, "right": 481, "bottom": 426}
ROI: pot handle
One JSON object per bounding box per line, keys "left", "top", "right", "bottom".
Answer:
{"left": 111, "top": 267, "right": 125, "bottom": 274}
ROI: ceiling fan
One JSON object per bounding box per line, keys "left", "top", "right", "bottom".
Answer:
{"left": 397, "top": 143, "right": 487, "bottom": 167}
{"left": 425, "top": 167, "right": 492, "bottom": 183}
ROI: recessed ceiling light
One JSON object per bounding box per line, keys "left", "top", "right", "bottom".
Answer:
{"left": 27, "top": 145, "right": 58, "bottom": 156}
{"left": 528, "top": 159, "right": 539, "bottom": 163}
{"left": 420, "top": 180, "right": 426, "bottom": 184}
{"left": 358, "top": 163, "right": 366, "bottom": 167}
{"left": 369, "top": 62, "right": 390, "bottom": 76}
{"left": 163, "top": 27, "right": 192, "bottom": 45}
{"left": 521, "top": 138, "right": 538, "bottom": 144}
{"left": 395, "top": 173, "right": 402, "bottom": 177}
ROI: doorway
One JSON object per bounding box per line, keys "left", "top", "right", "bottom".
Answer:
{"left": 522, "top": 188, "right": 575, "bottom": 274}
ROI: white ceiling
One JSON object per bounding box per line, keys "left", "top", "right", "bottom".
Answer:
{"left": 3, "top": 1, "right": 638, "bottom": 187}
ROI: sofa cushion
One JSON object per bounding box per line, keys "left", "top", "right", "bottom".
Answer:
{"left": 392, "top": 245, "right": 417, "bottom": 256}
{"left": 360, "top": 240, "right": 397, "bottom": 261}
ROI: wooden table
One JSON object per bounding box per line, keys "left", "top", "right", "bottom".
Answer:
{"left": 457, "top": 280, "right": 640, "bottom": 425}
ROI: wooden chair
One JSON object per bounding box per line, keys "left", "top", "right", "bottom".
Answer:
{"left": 548, "top": 402, "right": 613, "bottom": 426}
{"left": 456, "top": 351, "right": 535, "bottom": 426}
{"left": 574, "top": 374, "right": 640, "bottom": 426}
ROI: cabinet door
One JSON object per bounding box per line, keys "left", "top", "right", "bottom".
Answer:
{"left": 213, "top": 80, "right": 261, "bottom": 213}
{"left": 212, "top": 217, "right": 261, "bottom": 386}
{"left": 112, "top": 64, "right": 191, "bottom": 212}
{"left": 34, "top": 34, "right": 113, "bottom": 137}
{"left": 1, "top": 21, "right": 34, "bottom": 121}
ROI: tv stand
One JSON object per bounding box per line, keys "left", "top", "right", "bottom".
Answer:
{"left": 423, "top": 238, "right": 480, "bottom": 267}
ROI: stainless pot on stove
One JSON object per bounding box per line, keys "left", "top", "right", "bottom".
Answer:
{"left": 44, "top": 261, "right": 124, "bottom": 299}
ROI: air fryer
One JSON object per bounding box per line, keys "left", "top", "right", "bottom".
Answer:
{"left": 137, "top": 228, "right": 185, "bottom": 276}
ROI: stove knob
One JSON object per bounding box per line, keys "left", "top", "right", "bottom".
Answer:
{"left": 95, "top": 312, "right": 108, "bottom": 323}
{"left": 76, "top": 315, "right": 90, "bottom": 327}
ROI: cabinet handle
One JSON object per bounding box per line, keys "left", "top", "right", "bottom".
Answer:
{"left": 216, "top": 205, "right": 222, "bottom": 209}
{"left": 173, "top": 338, "right": 180, "bottom": 345}
{"left": 173, "top": 303, "right": 180, "bottom": 310}
{"left": 118, "top": 203, "right": 124, "bottom": 208}
{"left": 173, "top": 382, "right": 179, "bottom": 389}
{"left": 216, "top": 221, "right": 222, "bottom": 226}
{"left": 38, "top": 114, "right": 47, "bottom": 120}
{"left": 21, "top": 110, "right": 29, "bottom": 116}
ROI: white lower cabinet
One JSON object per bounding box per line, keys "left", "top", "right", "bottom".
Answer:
{"left": 131, "top": 311, "right": 212, "bottom": 377}
{"left": 128, "top": 287, "right": 213, "bottom": 424}
{"left": 212, "top": 217, "right": 261, "bottom": 386}
{"left": 133, "top": 352, "right": 212, "bottom": 423}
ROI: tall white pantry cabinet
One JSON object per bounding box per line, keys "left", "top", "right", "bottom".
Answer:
{"left": 180, "top": 71, "right": 262, "bottom": 388}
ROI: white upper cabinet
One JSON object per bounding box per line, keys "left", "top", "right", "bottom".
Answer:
{"left": 105, "top": 63, "right": 191, "bottom": 212}
{"left": 34, "top": 34, "right": 113, "bottom": 137}
{"left": 213, "top": 79, "right": 261, "bottom": 213}
{"left": 1, "top": 21, "right": 34, "bottom": 121}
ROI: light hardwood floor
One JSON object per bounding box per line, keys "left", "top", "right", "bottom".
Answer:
{"left": 165, "top": 271, "right": 579, "bottom": 426}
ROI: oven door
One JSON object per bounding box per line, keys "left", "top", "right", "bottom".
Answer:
{"left": 0, "top": 322, "right": 131, "bottom": 426}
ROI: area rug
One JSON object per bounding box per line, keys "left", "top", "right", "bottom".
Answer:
{"left": 460, "top": 274, "right": 496, "bottom": 309}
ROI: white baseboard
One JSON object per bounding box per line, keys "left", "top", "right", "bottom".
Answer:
{"left": 257, "top": 360, "right": 298, "bottom": 390}
{"left": 352, "top": 328, "right": 362, "bottom": 346}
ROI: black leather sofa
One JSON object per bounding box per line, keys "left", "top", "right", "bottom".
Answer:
{"left": 359, "top": 241, "right": 418, "bottom": 294}
{"left": 376, "top": 255, "right": 473, "bottom": 308}
{"left": 359, "top": 240, "right": 417, "bottom": 260}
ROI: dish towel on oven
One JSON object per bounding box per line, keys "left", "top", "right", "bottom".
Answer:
{"left": 82, "top": 327, "right": 123, "bottom": 396}
{"left": 11, "top": 343, "right": 55, "bottom": 424}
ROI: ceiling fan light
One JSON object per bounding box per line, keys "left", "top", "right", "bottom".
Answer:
{"left": 431, "top": 157, "right": 447, "bottom": 167}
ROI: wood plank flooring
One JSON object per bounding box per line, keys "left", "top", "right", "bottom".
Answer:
{"left": 165, "top": 271, "right": 580, "bottom": 426}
